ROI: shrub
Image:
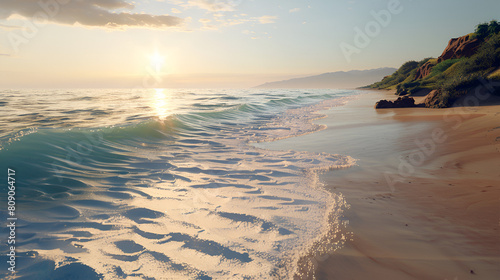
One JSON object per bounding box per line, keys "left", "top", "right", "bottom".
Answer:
{"left": 396, "top": 84, "right": 407, "bottom": 95}
{"left": 440, "top": 73, "right": 481, "bottom": 93}
{"left": 488, "top": 20, "right": 500, "bottom": 35}
{"left": 399, "top": 61, "right": 419, "bottom": 75}
{"left": 474, "top": 23, "right": 490, "bottom": 39}
{"left": 471, "top": 20, "right": 500, "bottom": 40}
{"left": 368, "top": 58, "right": 428, "bottom": 89}
{"left": 395, "top": 81, "right": 422, "bottom": 95}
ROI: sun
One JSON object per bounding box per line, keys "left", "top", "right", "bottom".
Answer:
{"left": 150, "top": 52, "right": 165, "bottom": 73}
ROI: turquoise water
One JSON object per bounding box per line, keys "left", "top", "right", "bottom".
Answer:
{"left": 0, "top": 89, "right": 358, "bottom": 279}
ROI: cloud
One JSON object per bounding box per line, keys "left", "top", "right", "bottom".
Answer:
{"left": 171, "top": 8, "right": 182, "bottom": 14}
{"left": 0, "top": 0, "right": 184, "bottom": 29}
{"left": 201, "top": 14, "right": 278, "bottom": 30}
{"left": 0, "top": 23, "right": 22, "bottom": 29}
{"left": 165, "top": 1, "right": 276, "bottom": 30}
{"left": 289, "top": 8, "right": 300, "bottom": 13}
{"left": 0, "top": 53, "right": 10, "bottom": 56}
{"left": 186, "top": 0, "right": 238, "bottom": 12}
{"left": 199, "top": 18, "right": 217, "bottom": 29}
{"left": 258, "top": 15, "right": 277, "bottom": 24}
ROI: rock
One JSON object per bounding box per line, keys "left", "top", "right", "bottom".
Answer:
{"left": 423, "top": 89, "right": 442, "bottom": 108}
{"left": 375, "top": 99, "right": 394, "bottom": 108}
{"left": 415, "top": 60, "right": 435, "bottom": 80}
{"left": 415, "top": 34, "right": 481, "bottom": 80}
{"left": 393, "top": 96, "right": 416, "bottom": 107}
{"left": 375, "top": 96, "right": 416, "bottom": 109}
{"left": 438, "top": 34, "right": 480, "bottom": 62}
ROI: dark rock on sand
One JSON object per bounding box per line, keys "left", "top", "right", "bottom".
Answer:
{"left": 423, "top": 89, "right": 443, "bottom": 108}
{"left": 375, "top": 96, "right": 417, "bottom": 109}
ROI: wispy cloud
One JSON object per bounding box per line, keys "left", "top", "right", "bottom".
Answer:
{"left": 0, "top": 53, "right": 10, "bottom": 56}
{"left": 199, "top": 18, "right": 216, "bottom": 29}
{"left": 166, "top": 1, "right": 277, "bottom": 30}
{"left": 171, "top": 8, "right": 182, "bottom": 14}
{"left": 186, "top": 0, "right": 238, "bottom": 12}
{"left": 208, "top": 15, "right": 278, "bottom": 30}
{"left": 0, "top": 23, "right": 22, "bottom": 29}
{"left": 258, "top": 15, "right": 278, "bottom": 24}
{"left": 289, "top": 8, "right": 300, "bottom": 13}
{"left": 0, "top": 0, "right": 184, "bottom": 29}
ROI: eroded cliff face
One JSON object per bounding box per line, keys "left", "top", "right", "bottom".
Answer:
{"left": 438, "top": 34, "right": 481, "bottom": 62}
{"left": 414, "top": 60, "right": 434, "bottom": 80}
{"left": 414, "top": 34, "right": 481, "bottom": 80}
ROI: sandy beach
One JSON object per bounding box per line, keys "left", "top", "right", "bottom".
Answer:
{"left": 2, "top": 1, "right": 499, "bottom": 278}
{"left": 257, "top": 90, "right": 500, "bottom": 279}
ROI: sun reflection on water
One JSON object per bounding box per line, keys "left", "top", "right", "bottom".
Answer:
{"left": 153, "top": 88, "right": 170, "bottom": 120}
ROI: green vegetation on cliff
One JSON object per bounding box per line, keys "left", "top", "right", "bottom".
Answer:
{"left": 366, "top": 20, "right": 500, "bottom": 108}
{"left": 368, "top": 59, "right": 430, "bottom": 92}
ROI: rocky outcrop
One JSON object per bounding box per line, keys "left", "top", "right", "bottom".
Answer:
{"left": 415, "top": 34, "right": 481, "bottom": 80}
{"left": 414, "top": 60, "right": 435, "bottom": 80}
{"left": 375, "top": 96, "right": 417, "bottom": 109}
{"left": 423, "top": 89, "right": 442, "bottom": 108}
{"left": 437, "top": 34, "right": 480, "bottom": 62}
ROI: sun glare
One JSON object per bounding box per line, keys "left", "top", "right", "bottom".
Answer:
{"left": 150, "top": 52, "right": 165, "bottom": 73}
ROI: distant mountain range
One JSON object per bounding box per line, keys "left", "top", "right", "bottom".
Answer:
{"left": 254, "top": 68, "right": 397, "bottom": 89}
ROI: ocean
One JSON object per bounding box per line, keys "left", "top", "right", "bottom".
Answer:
{"left": 0, "top": 88, "right": 359, "bottom": 279}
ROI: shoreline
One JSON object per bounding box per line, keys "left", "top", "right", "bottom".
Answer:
{"left": 318, "top": 91, "right": 500, "bottom": 279}
{"left": 256, "top": 90, "right": 500, "bottom": 279}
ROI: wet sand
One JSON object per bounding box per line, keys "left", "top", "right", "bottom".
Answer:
{"left": 257, "top": 90, "right": 500, "bottom": 279}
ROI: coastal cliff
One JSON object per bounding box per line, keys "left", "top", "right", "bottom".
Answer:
{"left": 367, "top": 20, "right": 500, "bottom": 108}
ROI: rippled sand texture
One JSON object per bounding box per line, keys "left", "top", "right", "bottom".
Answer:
{"left": 0, "top": 89, "right": 359, "bottom": 279}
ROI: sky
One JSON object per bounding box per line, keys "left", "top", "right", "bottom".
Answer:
{"left": 0, "top": 0, "right": 499, "bottom": 88}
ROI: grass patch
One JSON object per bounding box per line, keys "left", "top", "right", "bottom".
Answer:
{"left": 428, "top": 58, "right": 462, "bottom": 78}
